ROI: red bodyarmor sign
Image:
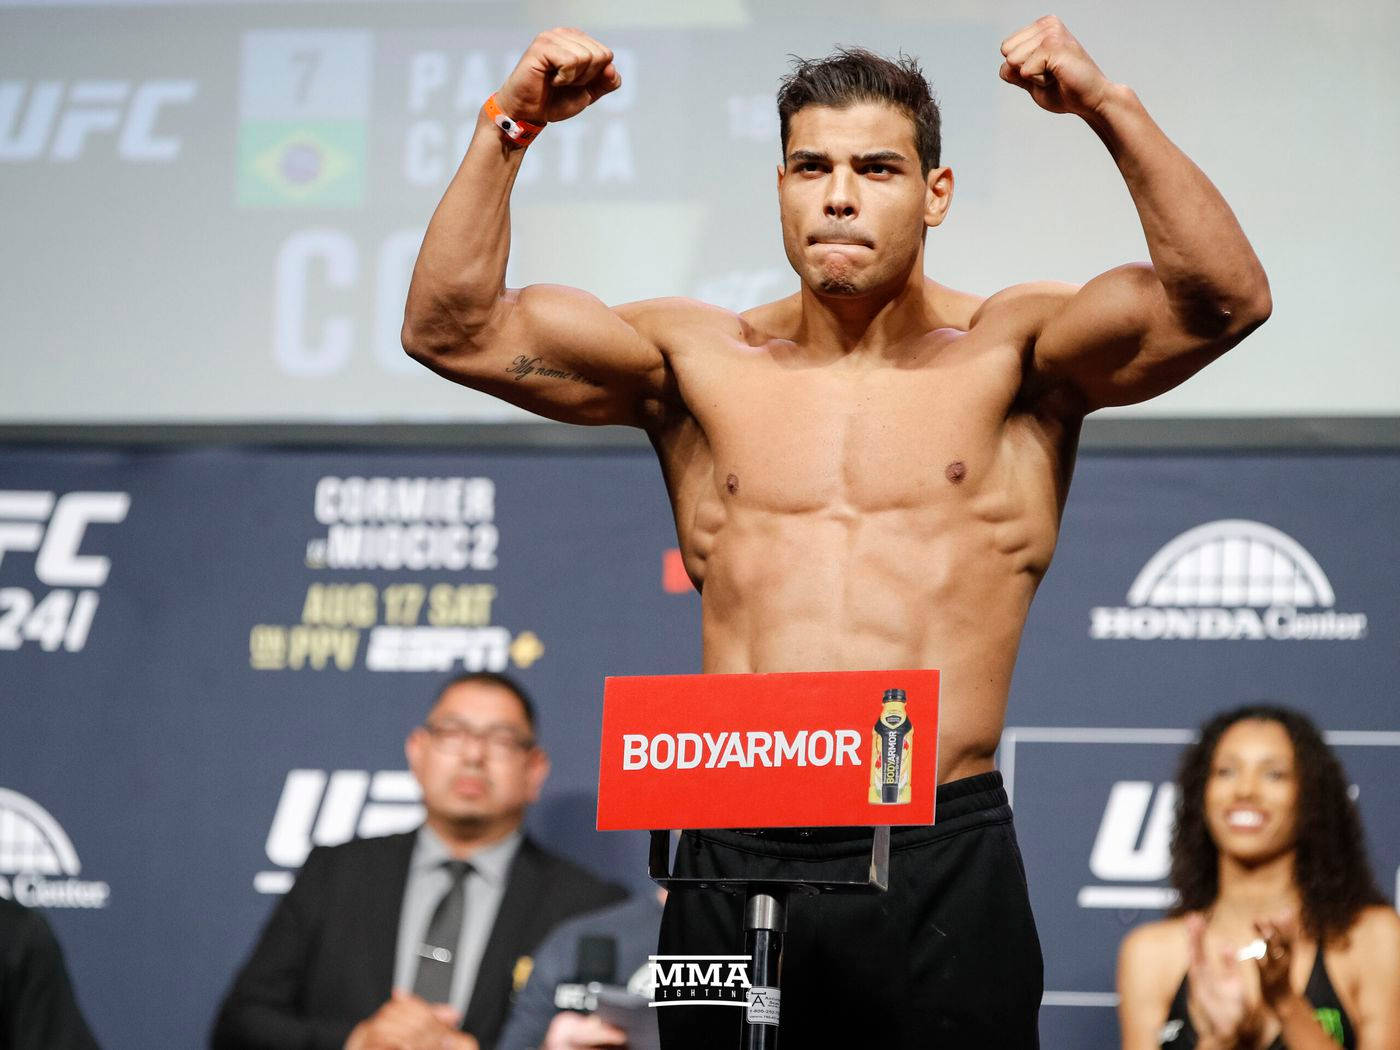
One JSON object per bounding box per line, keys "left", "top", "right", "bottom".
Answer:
{"left": 596, "top": 670, "right": 938, "bottom": 830}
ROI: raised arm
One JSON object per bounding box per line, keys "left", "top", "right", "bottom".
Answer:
{"left": 996, "top": 16, "right": 1272, "bottom": 414}
{"left": 401, "top": 29, "right": 673, "bottom": 428}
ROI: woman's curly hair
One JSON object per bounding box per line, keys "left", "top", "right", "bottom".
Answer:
{"left": 1169, "top": 703, "right": 1387, "bottom": 941}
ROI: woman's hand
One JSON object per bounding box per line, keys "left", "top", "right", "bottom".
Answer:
{"left": 1252, "top": 911, "right": 1299, "bottom": 1008}
{"left": 1185, "top": 914, "right": 1259, "bottom": 1048}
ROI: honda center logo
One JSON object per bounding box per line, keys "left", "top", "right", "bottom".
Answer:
{"left": 0, "top": 788, "right": 110, "bottom": 908}
{"left": 1090, "top": 520, "right": 1367, "bottom": 641}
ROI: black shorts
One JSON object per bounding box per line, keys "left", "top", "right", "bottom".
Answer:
{"left": 657, "top": 771, "right": 1042, "bottom": 1048}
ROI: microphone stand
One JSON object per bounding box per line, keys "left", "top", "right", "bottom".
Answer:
{"left": 650, "top": 826, "right": 889, "bottom": 1050}
{"left": 742, "top": 888, "right": 786, "bottom": 1049}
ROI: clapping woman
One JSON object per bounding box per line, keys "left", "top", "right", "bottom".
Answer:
{"left": 1117, "top": 705, "right": 1400, "bottom": 1049}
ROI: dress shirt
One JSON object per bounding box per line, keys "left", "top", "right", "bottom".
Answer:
{"left": 392, "top": 825, "right": 523, "bottom": 1017}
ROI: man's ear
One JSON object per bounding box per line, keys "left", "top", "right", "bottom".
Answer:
{"left": 405, "top": 727, "right": 425, "bottom": 781}
{"left": 924, "top": 165, "right": 954, "bottom": 228}
{"left": 524, "top": 748, "right": 551, "bottom": 803}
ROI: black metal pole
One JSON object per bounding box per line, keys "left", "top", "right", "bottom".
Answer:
{"left": 742, "top": 889, "right": 787, "bottom": 1050}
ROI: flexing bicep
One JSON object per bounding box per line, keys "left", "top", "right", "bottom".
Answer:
{"left": 404, "top": 282, "right": 674, "bottom": 428}
{"left": 1033, "top": 260, "right": 1267, "bottom": 413}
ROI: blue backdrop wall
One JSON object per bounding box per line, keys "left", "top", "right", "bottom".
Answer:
{"left": 1, "top": 443, "right": 1396, "bottom": 1048}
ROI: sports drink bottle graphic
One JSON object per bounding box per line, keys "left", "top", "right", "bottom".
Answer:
{"left": 869, "top": 687, "right": 912, "bottom": 804}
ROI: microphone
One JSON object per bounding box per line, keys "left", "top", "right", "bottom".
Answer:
{"left": 553, "top": 935, "right": 619, "bottom": 1011}
{"left": 576, "top": 935, "right": 618, "bottom": 985}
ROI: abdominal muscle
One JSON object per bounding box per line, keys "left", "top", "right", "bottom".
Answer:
{"left": 692, "top": 505, "right": 1042, "bottom": 785}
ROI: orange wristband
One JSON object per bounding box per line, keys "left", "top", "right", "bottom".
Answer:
{"left": 484, "top": 93, "right": 546, "bottom": 147}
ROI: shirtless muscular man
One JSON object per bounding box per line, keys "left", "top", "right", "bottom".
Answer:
{"left": 402, "top": 17, "right": 1270, "bottom": 1046}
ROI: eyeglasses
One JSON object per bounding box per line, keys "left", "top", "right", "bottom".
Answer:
{"left": 422, "top": 721, "right": 536, "bottom": 758}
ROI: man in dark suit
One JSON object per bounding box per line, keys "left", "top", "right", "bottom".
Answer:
{"left": 212, "top": 672, "right": 626, "bottom": 1050}
{"left": 0, "top": 897, "right": 100, "bottom": 1050}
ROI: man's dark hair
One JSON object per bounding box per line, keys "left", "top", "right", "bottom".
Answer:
{"left": 1169, "top": 703, "right": 1387, "bottom": 941}
{"left": 777, "top": 47, "right": 941, "bottom": 176}
{"left": 431, "top": 671, "right": 538, "bottom": 735}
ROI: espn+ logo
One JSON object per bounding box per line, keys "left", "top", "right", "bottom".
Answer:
{"left": 1, "top": 79, "right": 197, "bottom": 162}
{"left": 0, "top": 491, "right": 129, "bottom": 653}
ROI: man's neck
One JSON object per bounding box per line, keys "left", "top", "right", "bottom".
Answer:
{"left": 794, "top": 267, "right": 938, "bottom": 359}
{"left": 424, "top": 814, "right": 521, "bottom": 859}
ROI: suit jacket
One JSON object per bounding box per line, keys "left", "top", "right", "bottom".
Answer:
{"left": 0, "top": 898, "right": 100, "bottom": 1050}
{"left": 495, "top": 894, "right": 664, "bottom": 1050}
{"left": 210, "top": 831, "right": 626, "bottom": 1050}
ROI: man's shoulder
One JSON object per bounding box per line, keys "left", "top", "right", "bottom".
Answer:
{"left": 308, "top": 829, "right": 416, "bottom": 860}
{"left": 294, "top": 830, "right": 416, "bottom": 882}
{"left": 0, "top": 896, "right": 55, "bottom": 963}
{"left": 738, "top": 293, "right": 800, "bottom": 338}
{"left": 517, "top": 838, "right": 624, "bottom": 887}
{"left": 615, "top": 296, "right": 747, "bottom": 341}
{"left": 0, "top": 893, "right": 39, "bottom": 930}
{"left": 539, "top": 893, "right": 661, "bottom": 944}
{"left": 525, "top": 894, "right": 662, "bottom": 985}
{"left": 969, "top": 280, "right": 1078, "bottom": 337}
{"left": 515, "top": 838, "right": 628, "bottom": 906}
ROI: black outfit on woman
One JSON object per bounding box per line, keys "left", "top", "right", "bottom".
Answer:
{"left": 657, "top": 771, "right": 1043, "bottom": 1049}
{"left": 1159, "top": 944, "right": 1356, "bottom": 1048}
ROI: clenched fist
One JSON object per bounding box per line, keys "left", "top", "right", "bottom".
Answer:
{"left": 497, "top": 28, "right": 621, "bottom": 125}
{"left": 999, "top": 15, "right": 1113, "bottom": 118}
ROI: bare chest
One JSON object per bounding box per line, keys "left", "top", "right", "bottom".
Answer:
{"left": 673, "top": 339, "right": 1026, "bottom": 513}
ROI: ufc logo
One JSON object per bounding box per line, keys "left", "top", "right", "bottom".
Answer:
{"left": 0, "top": 79, "right": 197, "bottom": 162}
{"left": 264, "top": 769, "right": 423, "bottom": 869}
{"left": 1089, "top": 780, "right": 1176, "bottom": 881}
{"left": 0, "top": 491, "right": 129, "bottom": 586}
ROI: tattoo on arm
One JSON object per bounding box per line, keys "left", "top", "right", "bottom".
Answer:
{"left": 506, "top": 355, "right": 603, "bottom": 388}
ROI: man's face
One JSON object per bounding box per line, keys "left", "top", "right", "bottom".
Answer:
{"left": 778, "top": 101, "right": 947, "bottom": 297}
{"left": 405, "top": 681, "right": 548, "bottom": 835}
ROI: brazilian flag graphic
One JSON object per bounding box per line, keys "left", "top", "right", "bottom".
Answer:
{"left": 238, "top": 120, "right": 365, "bottom": 208}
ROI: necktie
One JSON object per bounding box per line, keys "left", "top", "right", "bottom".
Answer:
{"left": 413, "top": 859, "right": 473, "bottom": 1004}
